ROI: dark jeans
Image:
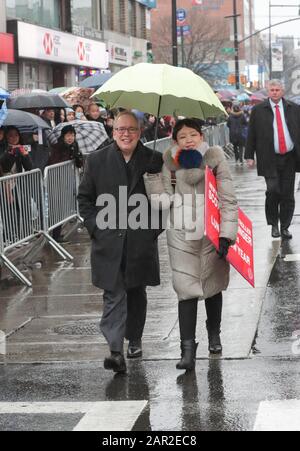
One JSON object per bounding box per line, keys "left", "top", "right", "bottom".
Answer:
{"left": 233, "top": 144, "right": 244, "bottom": 163}
{"left": 178, "top": 293, "right": 223, "bottom": 340}
{"left": 100, "top": 269, "right": 147, "bottom": 353}
{"left": 265, "top": 152, "right": 296, "bottom": 230}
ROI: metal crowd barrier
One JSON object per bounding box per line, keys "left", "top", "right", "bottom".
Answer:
{"left": 44, "top": 161, "right": 81, "bottom": 234}
{"left": 146, "top": 136, "right": 173, "bottom": 153}
{"left": 0, "top": 163, "right": 80, "bottom": 287}
{"left": 0, "top": 170, "right": 43, "bottom": 286}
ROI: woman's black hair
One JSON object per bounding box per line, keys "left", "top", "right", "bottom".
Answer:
{"left": 172, "top": 118, "right": 205, "bottom": 141}
{"left": 4, "top": 126, "right": 23, "bottom": 144}
{"left": 73, "top": 104, "right": 85, "bottom": 113}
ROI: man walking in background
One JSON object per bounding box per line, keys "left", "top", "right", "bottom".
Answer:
{"left": 245, "top": 79, "right": 300, "bottom": 239}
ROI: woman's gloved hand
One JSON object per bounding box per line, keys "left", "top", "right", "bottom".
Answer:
{"left": 217, "top": 237, "right": 231, "bottom": 259}
{"left": 177, "top": 149, "right": 203, "bottom": 169}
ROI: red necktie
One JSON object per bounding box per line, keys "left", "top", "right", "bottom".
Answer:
{"left": 275, "top": 105, "right": 287, "bottom": 155}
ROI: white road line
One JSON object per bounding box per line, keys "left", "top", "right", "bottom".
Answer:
{"left": 0, "top": 401, "right": 147, "bottom": 432}
{"left": 254, "top": 400, "right": 300, "bottom": 431}
{"left": 284, "top": 254, "right": 300, "bottom": 262}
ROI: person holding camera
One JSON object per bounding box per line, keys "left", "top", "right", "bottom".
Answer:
{"left": 0, "top": 126, "right": 33, "bottom": 175}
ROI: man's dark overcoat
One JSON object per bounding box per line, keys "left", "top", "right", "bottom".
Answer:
{"left": 245, "top": 99, "right": 300, "bottom": 177}
{"left": 78, "top": 141, "right": 163, "bottom": 291}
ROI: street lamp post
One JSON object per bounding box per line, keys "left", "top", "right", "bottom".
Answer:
{"left": 225, "top": 0, "right": 241, "bottom": 90}
{"left": 233, "top": 0, "right": 240, "bottom": 90}
{"left": 172, "top": 0, "right": 178, "bottom": 67}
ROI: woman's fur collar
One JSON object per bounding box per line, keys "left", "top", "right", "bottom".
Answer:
{"left": 163, "top": 143, "right": 226, "bottom": 172}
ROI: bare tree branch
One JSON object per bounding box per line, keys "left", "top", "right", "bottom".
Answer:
{"left": 152, "top": 14, "right": 229, "bottom": 83}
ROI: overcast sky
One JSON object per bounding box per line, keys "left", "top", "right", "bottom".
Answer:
{"left": 254, "top": 0, "right": 300, "bottom": 38}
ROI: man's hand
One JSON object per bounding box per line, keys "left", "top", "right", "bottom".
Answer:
{"left": 246, "top": 159, "right": 255, "bottom": 168}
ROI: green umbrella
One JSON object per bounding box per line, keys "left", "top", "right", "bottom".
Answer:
{"left": 92, "top": 63, "right": 226, "bottom": 119}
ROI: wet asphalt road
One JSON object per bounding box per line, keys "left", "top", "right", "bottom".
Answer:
{"left": 0, "top": 162, "right": 300, "bottom": 431}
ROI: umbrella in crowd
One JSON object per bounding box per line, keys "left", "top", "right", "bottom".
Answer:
{"left": 0, "top": 89, "right": 10, "bottom": 126}
{"left": 237, "top": 92, "right": 250, "bottom": 102}
{"left": 93, "top": 63, "right": 226, "bottom": 119}
{"left": 79, "top": 73, "right": 113, "bottom": 89}
{"left": 47, "top": 120, "right": 108, "bottom": 154}
{"left": 61, "top": 87, "right": 95, "bottom": 111}
{"left": 7, "top": 92, "right": 70, "bottom": 110}
{"left": 48, "top": 87, "right": 69, "bottom": 94}
{"left": 0, "top": 88, "right": 10, "bottom": 100}
{"left": 2, "top": 109, "right": 51, "bottom": 133}
{"left": 217, "top": 89, "right": 238, "bottom": 102}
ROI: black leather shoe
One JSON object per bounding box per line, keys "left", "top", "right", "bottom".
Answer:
{"left": 281, "top": 229, "right": 293, "bottom": 240}
{"left": 104, "top": 353, "right": 127, "bottom": 373}
{"left": 272, "top": 226, "right": 281, "bottom": 238}
{"left": 127, "top": 341, "right": 142, "bottom": 359}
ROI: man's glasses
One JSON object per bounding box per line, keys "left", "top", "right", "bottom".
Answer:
{"left": 114, "top": 127, "right": 139, "bottom": 135}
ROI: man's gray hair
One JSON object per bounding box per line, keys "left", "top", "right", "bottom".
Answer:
{"left": 114, "top": 111, "right": 141, "bottom": 129}
{"left": 268, "top": 79, "right": 285, "bottom": 89}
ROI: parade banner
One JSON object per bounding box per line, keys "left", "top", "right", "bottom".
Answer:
{"left": 205, "top": 167, "right": 255, "bottom": 287}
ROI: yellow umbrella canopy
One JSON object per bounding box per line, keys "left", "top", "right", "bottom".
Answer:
{"left": 92, "top": 63, "right": 226, "bottom": 119}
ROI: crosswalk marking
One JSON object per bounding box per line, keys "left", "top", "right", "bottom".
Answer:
{"left": 254, "top": 400, "right": 300, "bottom": 431}
{"left": 0, "top": 401, "right": 147, "bottom": 431}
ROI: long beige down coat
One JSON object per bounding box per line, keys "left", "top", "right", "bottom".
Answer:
{"left": 144, "top": 143, "right": 238, "bottom": 302}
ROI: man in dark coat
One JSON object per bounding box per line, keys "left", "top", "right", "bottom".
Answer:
{"left": 78, "top": 111, "right": 163, "bottom": 374}
{"left": 245, "top": 79, "right": 300, "bottom": 240}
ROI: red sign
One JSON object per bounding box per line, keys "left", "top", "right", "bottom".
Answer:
{"left": 78, "top": 42, "right": 85, "bottom": 61}
{"left": 43, "top": 33, "right": 53, "bottom": 56}
{"left": 205, "top": 167, "right": 255, "bottom": 287}
{"left": 0, "top": 33, "right": 15, "bottom": 64}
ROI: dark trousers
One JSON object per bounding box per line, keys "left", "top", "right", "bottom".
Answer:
{"left": 178, "top": 293, "right": 223, "bottom": 340}
{"left": 265, "top": 152, "right": 296, "bottom": 230}
{"left": 233, "top": 144, "right": 244, "bottom": 163}
{"left": 100, "top": 269, "right": 147, "bottom": 353}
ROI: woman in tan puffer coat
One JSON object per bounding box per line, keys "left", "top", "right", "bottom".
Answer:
{"left": 144, "top": 118, "right": 238, "bottom": 371}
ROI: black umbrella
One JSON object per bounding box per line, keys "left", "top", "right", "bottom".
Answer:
{"left": 7, "top": 93, "right": 70, "bottom": 110}
{"left": 3, "top": 109, "right": 51, "bottom": 133}
{"left": 79, "top": 73, "right": 112, "bottom": 89}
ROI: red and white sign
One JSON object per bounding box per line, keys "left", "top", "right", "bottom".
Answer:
{"left": 17, "top": 22, "right": 107, "bottom": 69}
{"left": 205, "top": 167, "right": 255, "bottom": 287}
{"left": 0, "top": 33, "right": 15, "bottom": 64}
{"left": 43, "top": 33, "right": 53, "bottom": 56}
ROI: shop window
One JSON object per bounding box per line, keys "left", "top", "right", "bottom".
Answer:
{"left": 6, "top": 0, "right": 60, "bottom": 29}
{"left": 119, "top": 0, "right": 126, "bottom": 34}
{"left": 139, "top": 4, "right": 146, "bottom": 39}
{"left": 128, "top": 0, "right": 136, "bottom": 37}
{"left": 71, "top": 0, "right": 101, "bottom": 30}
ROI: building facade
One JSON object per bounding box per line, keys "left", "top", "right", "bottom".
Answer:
{"left": 2, "top": 0, "right": 155, "bottom": 91}
{"left": 151, "top": 0, "right": 256, "bottom": 88}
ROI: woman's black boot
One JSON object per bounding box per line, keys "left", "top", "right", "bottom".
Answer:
{"left": 206, "top": 320, "right": 222, "bottom": 354}
{"left": 205, "top": 292, "right": 223, "bottom": 355}
{"left": 176, "top": 340, "right": 199, "bottom": 371}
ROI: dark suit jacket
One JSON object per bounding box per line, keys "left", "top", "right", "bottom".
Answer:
{"left": 78, "top": 141, "right": 163, "bottom": 291}
{"left": 245, "top": 99, "right": 300, "bottom": 177}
